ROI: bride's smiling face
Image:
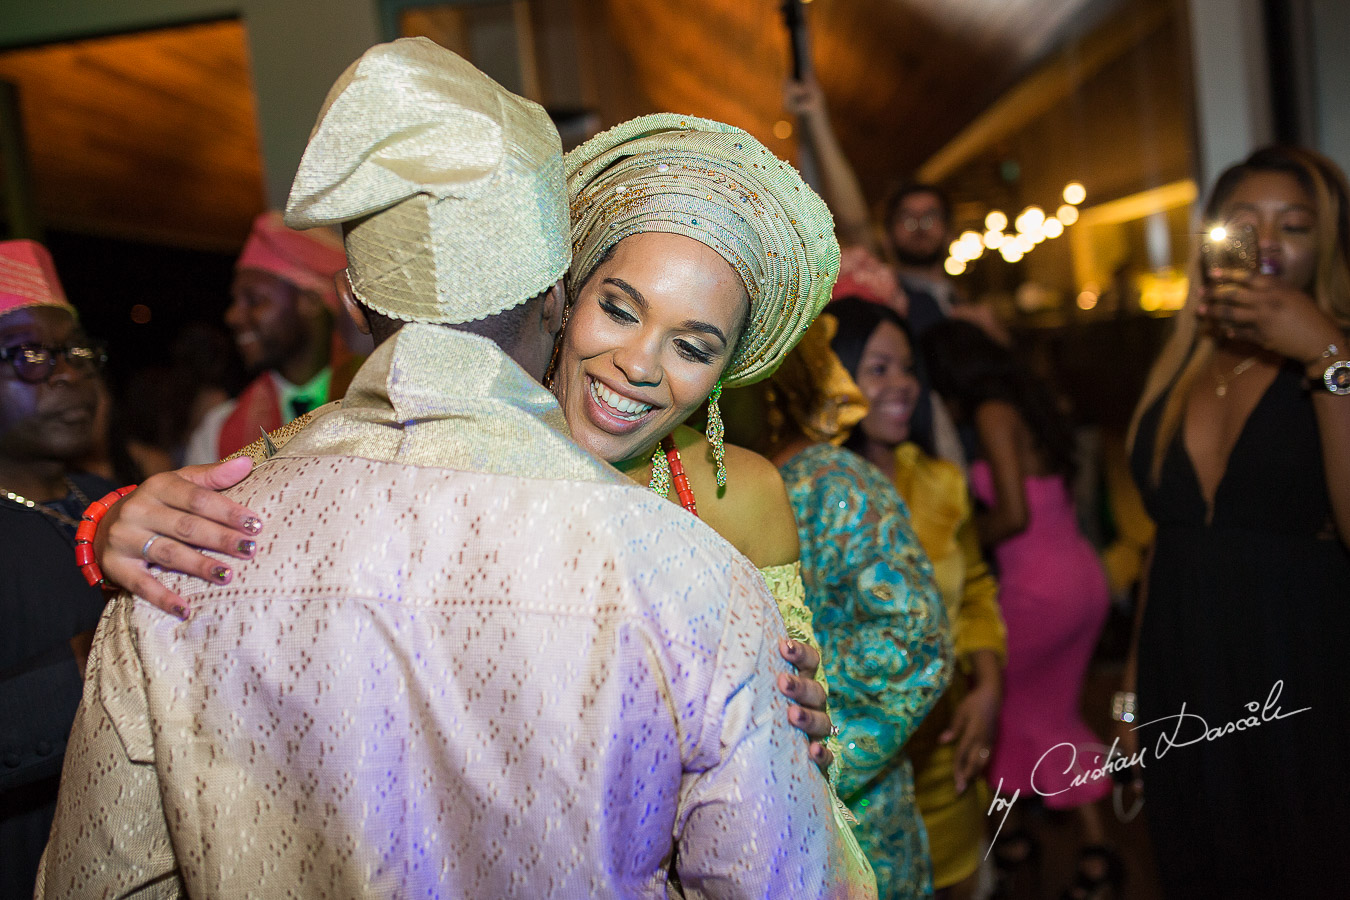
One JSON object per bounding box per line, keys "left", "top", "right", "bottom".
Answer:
{"left": 553, "top": 232, "right": 749, "bottom": 466}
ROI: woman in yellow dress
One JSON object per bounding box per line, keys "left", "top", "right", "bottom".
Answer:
{"left": 828, "top": 297, "right": 1006, "bottom": 899}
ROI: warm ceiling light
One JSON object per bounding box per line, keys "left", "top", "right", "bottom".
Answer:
{"left": 1000, "top": 244, "right": 1024, "bottom": 263}
{"left": 1209, "top": 225, "right": 1228, "bottom": 242}
{"left": 1077, "top": 290, "right": 1098, "bottom": 310}
{"left": 773, "top": 119, "right": 794, "bottom": 140}
{"left": 1057, "top": 204, "right": 1079, "bottom": 226}
{"left": 985, "top": 210, "right": 1008, "bottom": 232}
{"left": 1015, "top": 233, "right": 1035, "bottom": 253}
{"left": 944, "top": 257, "right": 967, "bottom": 276}
{"left": 1063, "top": 182, "right": 1087, "bottom": 205}
{"left": 1014, "top": 206, "right": 1046, "bottom": 234}
{"left": 1043, "top": 217, "right": 1064, "bottom": 238}
{"left": 984, "top": 229, "right": 1006, "bottom": 249}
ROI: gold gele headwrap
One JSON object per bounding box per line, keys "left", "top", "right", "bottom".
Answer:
{"left": 284, "top": 37, "right": 570, "bottom": 325}
{"left": 566, "top": 113, "right": 840, "bottom": 388}
{"left": 769, "top": 313, "right": 867, "bottom": 446}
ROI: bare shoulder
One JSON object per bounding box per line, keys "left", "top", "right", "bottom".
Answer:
{"left": 974, "top": 398, "right": 1022, "bottom": 433}
{"left": 670, "top": 426, "right": 800, "bottom": 568}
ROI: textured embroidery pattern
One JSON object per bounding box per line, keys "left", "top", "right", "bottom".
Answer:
{"left": 781, "top": 444, "right": 953, "bottom": 900}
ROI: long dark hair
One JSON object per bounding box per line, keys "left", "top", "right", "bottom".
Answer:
{"left": 921, "top": 319, "right": 1077, "bottom": 479}
{"left": 828, "top": 296, "right": 936, "bottom": 456}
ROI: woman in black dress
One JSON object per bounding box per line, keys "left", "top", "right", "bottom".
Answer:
{"left": 1124, "top": 146, "right": 1350, "bottom": 897}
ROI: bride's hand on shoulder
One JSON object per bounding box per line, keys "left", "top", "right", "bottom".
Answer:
{"left": 97, "top": 457, "right": 261, "bottom": 618}
{"left": 777, "top": 638, "right": 835, "bottom": 774}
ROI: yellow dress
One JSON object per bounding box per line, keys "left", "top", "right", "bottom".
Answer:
{"left": 891, "top": 442, "right": 1006, "bottom": 889}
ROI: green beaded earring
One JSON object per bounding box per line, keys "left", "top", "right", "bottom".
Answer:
{"left": 649, "top": 444, "right": 672, "bottom": 497}
{"left": 706, "top": 381, "right": 726, "bottom": 488}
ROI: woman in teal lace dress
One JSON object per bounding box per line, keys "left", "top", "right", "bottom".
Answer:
{"left": 728, "top": 316, "right": 953, "bottom": 899}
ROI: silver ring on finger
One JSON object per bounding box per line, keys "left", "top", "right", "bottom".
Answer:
{"left": 828, "top": 723, "right": 841, "bottom": 739}
{"left": 140, "top": 534, "right": 162, "bottom": 562}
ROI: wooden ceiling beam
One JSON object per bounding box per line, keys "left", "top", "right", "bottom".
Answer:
{"left": 917, "top": 0, "right": 1170, "bottom": 183}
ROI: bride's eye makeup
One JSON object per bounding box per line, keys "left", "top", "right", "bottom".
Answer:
{"left": 599, "top": 297, "right": 638, "bottom": 324}
{"left": 674, "top": 339, "right": 715, "bottom": 365}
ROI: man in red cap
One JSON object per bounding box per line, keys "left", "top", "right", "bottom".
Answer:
{"left": 183, "top": 212, "right": 352, "bottom": 463}
{"left": 0, "top": 239, "right": 115, "bottom": 896}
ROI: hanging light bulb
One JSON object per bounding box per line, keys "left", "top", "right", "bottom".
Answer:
{"left": 944, "top": 257, "right": 967, "bottom": 276}
{"left": 1063, "top": 182, "right": 1086, "bottom": 205}
{"left": 985, "top": 210, "right": 1008, "bottom": 232}
{"left": 1014, "top": 206, "right": 1046, "bottom": 234}
{"left": 1057, "top": 204, "right": 1079, "bottom": 226}
{"left": 1043, "top": 217, "right": 1064, "bottom": 238}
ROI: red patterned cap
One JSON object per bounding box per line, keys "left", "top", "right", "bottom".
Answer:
{"left": 0, "top": 239, "right": 75, "bottom": 319}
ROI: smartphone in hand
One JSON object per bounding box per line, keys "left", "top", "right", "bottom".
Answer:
{"left": 1200, "top": 222, "right": 1259, "bottom": 285}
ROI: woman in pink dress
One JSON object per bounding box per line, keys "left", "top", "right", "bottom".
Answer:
{"left": 922, "top": 320, "right": 1119, "bottom": 900}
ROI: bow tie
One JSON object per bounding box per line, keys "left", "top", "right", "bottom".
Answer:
{"left": 289, "top": 391, "right": 322, "bottom": 419}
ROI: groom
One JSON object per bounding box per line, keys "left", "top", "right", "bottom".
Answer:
{"left": 39, "top": 39, "right": 869, "bottom": 899}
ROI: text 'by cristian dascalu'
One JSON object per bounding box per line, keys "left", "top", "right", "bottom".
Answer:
{"left": 983, "top": 679, "right": 1310, "bottom": 853}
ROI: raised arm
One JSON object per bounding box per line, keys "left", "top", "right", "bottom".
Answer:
{"left": 785, "top": 78, "right": 877, "bottom": 252}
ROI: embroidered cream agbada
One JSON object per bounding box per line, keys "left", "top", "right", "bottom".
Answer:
{"left": 38, "top": 325, "right": 872, "bottom": 899}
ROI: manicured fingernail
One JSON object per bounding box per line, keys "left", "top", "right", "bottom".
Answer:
{"left": 242, "top": 517, "right": 262, "bottom": 535}
{"left": 785, "top": 675, "right": 800, "bottom": 694}
{"left": 173, "top": 605, "right": 189, "bottom": 621}
{"left": 792, "top": 707, "right": 806, "bottom": 724}
{"left": 784, "top": 639, "right": 799, "bottom": 657}
{"left": 237, "top": 539, "right": 256, "bottom": 556}
{"left": 211, "top": 566, "right": 231, "bottom": 583}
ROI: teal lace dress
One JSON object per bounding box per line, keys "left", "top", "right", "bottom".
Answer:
{"left": 780, "top": 444, "right": 953, "bottom": 900}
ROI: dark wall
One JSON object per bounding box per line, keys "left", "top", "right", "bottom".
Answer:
{"left": 44, "top": 229, "right": 243, "bottom": 394}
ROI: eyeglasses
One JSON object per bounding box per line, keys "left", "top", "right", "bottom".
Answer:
{"left": 898, "top": 214, "right": 942, "bottom": 232}
{"left": 0, "top": 341, "right": 108, "bottom": 384}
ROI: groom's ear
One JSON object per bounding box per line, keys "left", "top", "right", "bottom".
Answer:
{"left": 337, "top": 270, "right": 372, "bottom": 336}
{"left": 541, "top": 279, "right": 566, "bottom": 340}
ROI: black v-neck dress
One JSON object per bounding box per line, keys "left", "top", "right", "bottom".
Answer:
{"left": 1130, "top": 362, "right": 1350, "bottom": 897}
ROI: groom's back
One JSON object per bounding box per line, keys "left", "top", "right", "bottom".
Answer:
{"left": 127, "top": 454, "right": 840, "bottom": 898}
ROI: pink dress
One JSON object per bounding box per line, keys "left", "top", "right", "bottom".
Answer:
{"left": 969, "top": 461, "right": 1111, "bottom": 809}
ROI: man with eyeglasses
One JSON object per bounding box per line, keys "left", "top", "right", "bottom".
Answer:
{"left": 881, "top": 183, "right": 958, "bottom": 338}
{"left": 0, "top": 238, "right": 114, "bottom": 896}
